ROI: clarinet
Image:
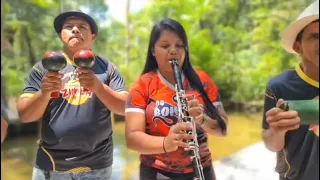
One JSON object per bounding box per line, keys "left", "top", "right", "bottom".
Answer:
{"left": 170, "top": 59, "right": 205, "bottom": 180}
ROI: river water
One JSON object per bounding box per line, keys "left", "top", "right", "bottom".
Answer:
{"left": 1, "top": 122, "right": 140, "bottom": 180}
{"left": 1, "top": 113, "right": 263, "bottom": 180}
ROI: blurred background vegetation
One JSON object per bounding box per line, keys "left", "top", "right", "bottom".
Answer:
{"left": 1, "top": 0, "right": 314, "bottom": 179}
{"left": 1, "top": 0, "right": 313, "bottom": 109}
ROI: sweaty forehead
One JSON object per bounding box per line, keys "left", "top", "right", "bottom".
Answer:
{"left": 304, "top": 22, "right": 319, "bottom": 33}
{"left": 158, "top": 30, "right": 183, "bottom": 43}
{"left": 63, "top": 17, "right": 89, "bottom": 26}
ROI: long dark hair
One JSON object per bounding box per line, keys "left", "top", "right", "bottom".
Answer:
{"left": 141, "top": 19, "right": 226, "bottom": 133}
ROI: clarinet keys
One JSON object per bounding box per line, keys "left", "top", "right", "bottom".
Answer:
{"left": 171, "top": 59, "right": 205, "bottom": 180}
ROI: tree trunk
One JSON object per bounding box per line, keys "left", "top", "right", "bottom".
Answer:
{"left": 1, "top": 0, "right": 8, "bottom": 104}
{"left": 125, "top": 0, "right": 130, "bottom": 66}
{"left": 25, "top": 27, "right": 36, "bottom": 67}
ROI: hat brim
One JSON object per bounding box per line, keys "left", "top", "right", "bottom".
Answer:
{"left": 54, "top": 11, "right": 98, "bottom": 36}
{"left": 281, "top": 15, "right": 318, "bottom": 54}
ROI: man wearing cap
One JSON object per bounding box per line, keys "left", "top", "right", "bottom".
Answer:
{"left": 16, "top": 10, "right": 127, "bottom": 180}
{"left": 262, "top": 1, "right": 319, "bottom": 180}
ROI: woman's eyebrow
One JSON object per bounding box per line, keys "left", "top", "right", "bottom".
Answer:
{"left": 158, "top": 40, "right": 183, "bottom": 43}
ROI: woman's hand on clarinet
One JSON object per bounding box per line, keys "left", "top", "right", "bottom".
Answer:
{"left": 164, "top": 122, "right": 194, "bottom": 152}
{"left": 185, "top": 94, "right": 205, "bottom": 125}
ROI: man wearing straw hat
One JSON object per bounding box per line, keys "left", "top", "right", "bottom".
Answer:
{"left": 262, "top": 1, "right": 319, "bottom": 180}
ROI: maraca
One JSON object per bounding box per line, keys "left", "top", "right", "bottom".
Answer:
{"left": 41, "top": 52, "right": 67, "bottom": 98}
{"left": 73, "top": 50, "right": 95, "bottom": 69}
{"left": 73, "top": 50, "right": 95, "bottom": 91}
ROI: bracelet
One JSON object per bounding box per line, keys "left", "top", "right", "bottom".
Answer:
{"left": 163, "top": 136, "right": 167, "bottom": 153}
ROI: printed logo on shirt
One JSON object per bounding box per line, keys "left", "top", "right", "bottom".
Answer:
{"left": 172, "top": 94, "right": 178, "bottom": 104}
{"left": 60, "top": 72, "right": 93, "bottom": 106}
{"left": 152, "top": 100, "right": 178, "bottom": 127}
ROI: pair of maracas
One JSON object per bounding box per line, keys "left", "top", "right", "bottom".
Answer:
{"left": 41, "top": 50, "right": 95, "bottom": 98}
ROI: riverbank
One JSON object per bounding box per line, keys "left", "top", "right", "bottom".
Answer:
{"left": 1, "top": 112, "right": 264, "bottom": 180}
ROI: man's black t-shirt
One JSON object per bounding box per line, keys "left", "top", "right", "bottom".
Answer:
{"left": 21, "top": 54, "right": 126, "bottom": 172}
{"left": 262, "top": 64, "right": 319, "bottom": 180}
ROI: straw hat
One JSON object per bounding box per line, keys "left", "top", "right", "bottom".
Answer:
{"left": 281, "top": 0, "right": 319, "bottom": 54}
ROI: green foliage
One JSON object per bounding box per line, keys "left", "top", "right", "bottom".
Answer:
{"left": 1, "top": 0, "right": 314, "bottom": 106}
